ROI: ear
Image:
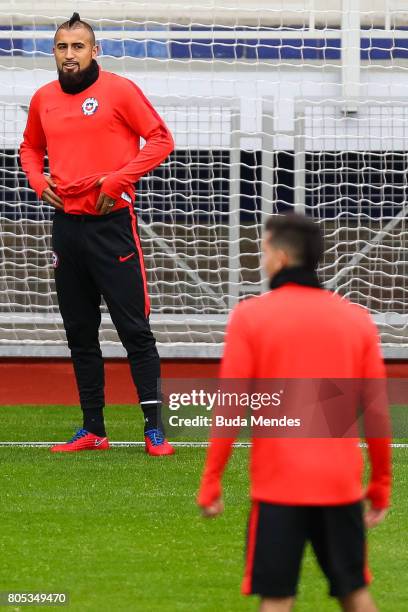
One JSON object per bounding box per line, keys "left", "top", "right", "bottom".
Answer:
{"left": 92, "top": 45, "right": 99, "bottom": 59}
{"left": 278, "top": 248, "right": 290, "bottom": 268}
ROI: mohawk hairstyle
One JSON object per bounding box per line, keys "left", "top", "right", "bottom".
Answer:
{"left": 54, "top": 12, "right": 96, "bottom": 45}
{"left": 69, "top": 12, "right": 81, "bottom": 27}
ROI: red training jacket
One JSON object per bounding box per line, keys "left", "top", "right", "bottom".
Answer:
{"left": 19, "top": 67, "right": 174, "bottom": 214}
{"left": 198, "top": 285, "right": 392, "bottom": 509}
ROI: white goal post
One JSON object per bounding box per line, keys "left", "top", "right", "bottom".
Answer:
{"left": 1, "top": 1, "right": 408, "bottom": 358}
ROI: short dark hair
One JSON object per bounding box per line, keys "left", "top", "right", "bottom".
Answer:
{"left": 265, "top": 213, "right": 324, "bottom": 269}
{"left": 54, "top": 12, "right": 96, "bottom": 46}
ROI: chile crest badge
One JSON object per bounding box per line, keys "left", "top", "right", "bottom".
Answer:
{"left": 82, "top": 97, "right": 99, "bottom": 116}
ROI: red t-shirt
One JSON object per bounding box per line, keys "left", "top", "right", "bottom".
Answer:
{"left": 19, "top": 68, "right": 174, "bottom": 214}
{"left": 198, "top": 285, "right": 392, "bottom": 509}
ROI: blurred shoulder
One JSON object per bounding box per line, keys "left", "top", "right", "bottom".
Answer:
{"left": 331, "top": 292, "right": 378, "bottom": 334}
{"left": 228, "top": 294, "right": 264, "bottom": 323}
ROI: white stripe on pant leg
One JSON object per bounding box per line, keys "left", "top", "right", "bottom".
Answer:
{"left": 140, "top": 400, "right": 161, "bottom": 404}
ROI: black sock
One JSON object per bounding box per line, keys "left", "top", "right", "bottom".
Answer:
{"left": 141, "top": 402, "right": 164, "bottom": 434}
{"left": 82, "top": 408, "right": 106, "bottom": 437}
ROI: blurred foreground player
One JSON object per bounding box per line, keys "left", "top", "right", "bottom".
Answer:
{"left": 198, "top": 214, "right": 391, "bottom": 611}
{"left": 19, "top": 13, "right": 174, "bottom": 456}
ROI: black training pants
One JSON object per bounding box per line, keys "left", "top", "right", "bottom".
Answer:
{"left": 52, "top": 207, "right": 160, "bottom": 412}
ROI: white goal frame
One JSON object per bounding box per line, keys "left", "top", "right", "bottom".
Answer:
{"left": 1, "top": 1, "right": 408, "bottom": 358}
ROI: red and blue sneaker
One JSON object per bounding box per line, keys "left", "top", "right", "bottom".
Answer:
{"left": 144, "top": 428, "right": 175, "bottom": 456}
{"left": 51, "top": 428, "right": 110, "bottom": 453}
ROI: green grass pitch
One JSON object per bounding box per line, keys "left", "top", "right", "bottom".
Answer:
{"left": 0, "top": 405, "right": 406, "bottom": 611}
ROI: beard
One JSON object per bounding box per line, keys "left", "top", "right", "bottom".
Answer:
{"left": 58, "top": 58, "right": 99, "bottom": 94}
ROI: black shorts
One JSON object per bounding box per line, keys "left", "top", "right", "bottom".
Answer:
{"left": 242, "top": 501, "right": 370, "bottom": 599}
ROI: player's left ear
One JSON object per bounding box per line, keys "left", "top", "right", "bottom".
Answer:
{"left": 92, "top": 44, "right": 99, "bottom": 59}
{"left": 279, "top": 248, "right": 291, "bottom": 269}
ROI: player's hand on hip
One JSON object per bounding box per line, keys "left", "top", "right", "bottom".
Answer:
{"left": 201, "top": 497, "right": 224, "bottom": 519}
{"left": 364, "top": 504, "right": 388, "bottom": 529}
{"left": 96, "top": 176, "right": 116, "bottom": 215}
{"left": 41, "top": 175, "right": 64, "bottom": 209}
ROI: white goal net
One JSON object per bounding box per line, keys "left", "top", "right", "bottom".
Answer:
{"left": 1, "top": 1, "right": 408, "bottom": 358}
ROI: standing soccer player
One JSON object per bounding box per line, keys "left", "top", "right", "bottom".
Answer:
{"left": 20, "top": 13, "right": 174, "bottom": 456}
{"left": 198, "top": 214, "right": 391, "bottom": 611}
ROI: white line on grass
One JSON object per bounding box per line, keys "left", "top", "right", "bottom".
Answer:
{"left": 0, "top": 442, "right": 407, "bottom": 448}
{"left": 0, "top": 441, "right": 248, "bottom": 448}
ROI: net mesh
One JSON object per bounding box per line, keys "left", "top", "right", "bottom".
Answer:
{"left": 0, "top": 1, "right": 407, "bottom": 357}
